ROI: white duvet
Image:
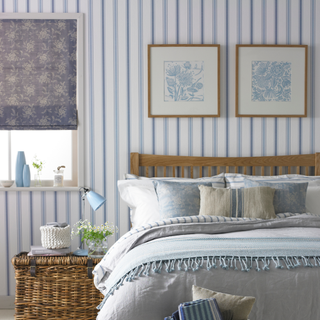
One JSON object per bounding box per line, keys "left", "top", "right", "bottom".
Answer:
{"left": 94, "top": 214, "right": 320, "bottom": 320}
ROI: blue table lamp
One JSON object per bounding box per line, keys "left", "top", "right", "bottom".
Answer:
{"left": 83, "top": 188, "right": 106, "bottom": 211}
{"left": 73, "top": 187, "right": 107, "bottom": 256}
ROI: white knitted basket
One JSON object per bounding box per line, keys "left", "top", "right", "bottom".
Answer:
{"left": 40, "top": 225, "right": 71, "bottom": 249}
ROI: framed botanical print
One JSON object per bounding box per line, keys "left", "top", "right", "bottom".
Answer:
{"left": 148, "top": 44, "right": 220, "bottom": 118}
{"left": 236, "top": 44, "right": 307, "bottom": 117}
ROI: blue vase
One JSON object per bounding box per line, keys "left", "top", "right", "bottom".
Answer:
{"left": 15, "top": 151, "right": 26, "bottom": 187}
{"left": 23, "top": 164, "right": 31, "bottom": 187}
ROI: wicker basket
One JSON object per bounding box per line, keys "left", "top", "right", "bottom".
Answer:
{"left": 12, "top": 252, "right": 104, "bottom": 320}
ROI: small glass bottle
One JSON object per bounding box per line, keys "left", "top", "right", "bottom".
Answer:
{"left": 53, "top": 166, "right": 65, "bottom": 187}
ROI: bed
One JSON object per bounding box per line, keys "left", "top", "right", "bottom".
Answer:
{"left": 93, "top": 152, "right": 320, "bottom": 320}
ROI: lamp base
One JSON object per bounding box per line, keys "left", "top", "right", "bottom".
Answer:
{"left": 73, "top": 249, "right": 88, "bottom": 256}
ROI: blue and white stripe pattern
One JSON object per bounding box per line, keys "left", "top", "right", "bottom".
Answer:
{"left": 178, "top": 298, "right": 223, "bottom": 320}
{"left": 0, "top": 0, "right": 319, "bottom": 298}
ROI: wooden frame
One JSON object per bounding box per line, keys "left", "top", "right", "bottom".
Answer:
{"left": 236, "top": 44, "right": 308, "bottom": 117}
{"left": 131, "top": 152, "right": 320, "bottom": 178}
{"left": 148, "top": 44, "right": 220, "bottom": 118}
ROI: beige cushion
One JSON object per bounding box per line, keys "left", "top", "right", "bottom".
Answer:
{"left": 192, "top": 285, "right": 255, "bottom": 320}
{"left": 198, "top": 185, "right": 276, "bottom": 219}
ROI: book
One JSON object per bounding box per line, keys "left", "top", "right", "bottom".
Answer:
{"left": 27, "top": 252, "right": 68, "bottom": 257}
{"left": 30, "top": 245, "right": 71, "bottom": 255}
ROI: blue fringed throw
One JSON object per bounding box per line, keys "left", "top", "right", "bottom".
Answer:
{"left": 97, "top": 236, "right": 320, "bottom": 310}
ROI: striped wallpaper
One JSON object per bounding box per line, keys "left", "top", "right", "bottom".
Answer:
{"left": 0, "top": 0, "right": 319, "bottom": 298}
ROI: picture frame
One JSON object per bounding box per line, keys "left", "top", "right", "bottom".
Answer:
{"left": 148, "top": 44, "right": 220, "bottom": 118}
{"left": 236, "top": 44, "right": 308, "bottom": 117}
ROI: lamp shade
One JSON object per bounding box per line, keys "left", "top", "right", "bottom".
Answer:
{"left": 86, "top": 190, "right": 106, "bottom": 211}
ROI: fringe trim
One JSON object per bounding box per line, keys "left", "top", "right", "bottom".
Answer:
{"left": 97, "top": 255, "right": 320, "bottom": 310}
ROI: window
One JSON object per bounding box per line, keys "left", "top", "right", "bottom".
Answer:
{"left": 0, "top": 13, "right": 84, "bottom": 188}
{"left": 0, "top": 130, "right": 78, "bottom": 187}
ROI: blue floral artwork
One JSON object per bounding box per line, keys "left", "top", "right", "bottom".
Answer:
{"left": 164, "top": 61, "right": 204, "bottom": 102}
{"left": 251, "top": 61, "right": 292, "bottom": 102}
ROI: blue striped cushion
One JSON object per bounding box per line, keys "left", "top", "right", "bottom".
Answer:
{"left": 178, "top": 298, "right": 223, "bottom": 320}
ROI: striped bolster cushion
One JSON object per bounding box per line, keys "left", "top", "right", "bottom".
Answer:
{"left": 178, "top": 298, "right": 223, "bottom": 320}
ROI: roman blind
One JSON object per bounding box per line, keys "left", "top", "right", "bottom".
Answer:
{"left": 0, "top": 19, "right": 77, "bottom": 130}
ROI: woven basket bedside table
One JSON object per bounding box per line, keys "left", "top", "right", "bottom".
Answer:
{"left": 11, "top": 252, "right": 104, "bottom": 320}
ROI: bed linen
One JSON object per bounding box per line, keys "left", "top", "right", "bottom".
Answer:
{"left": 94, "top": 214, "right": 320, "bottom": 320}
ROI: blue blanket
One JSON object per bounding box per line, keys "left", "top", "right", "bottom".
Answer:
{"left": 97, "top": 235, "right": 320, "bottom": 310}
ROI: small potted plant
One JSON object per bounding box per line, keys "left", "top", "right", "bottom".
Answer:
{"left": 32, "top": 156, "right": 44, "bottom": 187}
{"left": 71, "top": 219, "right": 117, "bottom": 258}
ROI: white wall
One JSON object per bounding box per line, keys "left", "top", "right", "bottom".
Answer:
{"left": 0, "top": 0, "right": 319, "bottom": 298}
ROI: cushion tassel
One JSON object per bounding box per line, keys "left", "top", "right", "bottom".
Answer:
{"left": 153, "top": 260, "right": 162, "bottom": 273}
{"left": 206, "top": 256, "right": 212, "bottom": 270}
{"left": 184, "top": 258, "right": 191, "bottom": 271}
{"left": 199, "top": 256, "right": 204, "bottom": 268}
{"left": 137, "top": 264, "right": 144, "bottom": 277}
{"left": 170, "top": 259, "right": 176, "bottom": 272}
{"left": 191, "top": 258, "right": 198, "bottom": 272}
{"left": 117, "top": 274, "right": 126, "bottom": 288}
{"left": 255, "top": 259, "right": 261, "bottom": 272}
{"left": 249, "top": 257, "right": 253, "bottom": 270}
{"left": 302, "top": 256, "right": 313, "bottom": 267}
{"left": 165, "top": 260, "right": 170, "bottom": 273}
{"left": 211, "top": 256, "right": 217, "bottom": 269}
{"left": 143, "top": 262, "right": 151, "bottom": 276}
{"left": 286, "top": 257, "right": 294, "bottom": 269}
{"left": 97, "top": 295, "right": 108, "bottom": 310}
{"left": 125, "top": 270, "right": 133, "bottom": 282}
{"left": 277, "top": 257, "right": 284, "bottom": 269}
{"left": 238, "top": 257, "right": 245, "bottom": 272}
{"left": 262, "top": 257, "right": 270, "bottom": 271}
{"left": 241, "top": 258, "right": 249, "bottom": 272}
{"left": 314, "top": 257, "right": 320, "bottom": 266}
{"left": 233, "top": 257, "right": 238, "bottom": 271}
{"left": 293, "top": 257, "right": 301, "bottom": 267}
{"left": 177, "top": 259, "right": 183, "bottom": 271}
{"left": 230, "top": 256, "right": 234, "bottom": 269}
{"left": 221, "top": 257, "right": 228, "bottom": 270}
{"left": 129, "top": 266, "right": 139, "bottom": 281}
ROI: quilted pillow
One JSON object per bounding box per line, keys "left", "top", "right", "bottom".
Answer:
{"left": 244, "top": 179, "right": 308, "bottom": 214}
{"left": 153, "top": 181, "right": 214, "bottom": 219}
{"left": 192, "top": 285, "right": 255, "bottom": 320}
{"left": 198, "top": 185, "right": 276, "bottom": 219}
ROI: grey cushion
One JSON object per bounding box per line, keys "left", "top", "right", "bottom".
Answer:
{"left": 192, "top": 285, "right": 255, "bottom": 320}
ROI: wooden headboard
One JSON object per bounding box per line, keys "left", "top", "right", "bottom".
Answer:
{"left": 130, "top": 153, "right": 320, "bottom": 178}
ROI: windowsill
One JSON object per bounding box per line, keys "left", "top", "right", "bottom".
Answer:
{"left": 0, "top": 187, "right": 80, "bottom": 192}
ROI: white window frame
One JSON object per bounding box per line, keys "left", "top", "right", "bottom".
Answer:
{"left": 0, "top": 13, "right": 84, "bottom": 188}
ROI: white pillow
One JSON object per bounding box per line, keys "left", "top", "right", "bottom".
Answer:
{"left": 225, "top": 173, "right": 291, "bottom": 189}
{"left": 287, "top": 174, "right": 320, "bottom": 187}
{"left": 306, "top": 186, "right": 320, "bottom": 215}
{"left": 118, "top": 173, "right": 225, "bottom": 228}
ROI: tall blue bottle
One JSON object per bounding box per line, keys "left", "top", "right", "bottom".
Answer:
{"left": 15, "top": 151, "right": 26, "bottom": 187}
{"left": 23, "top": 164, "right": 31, "bottom": 187}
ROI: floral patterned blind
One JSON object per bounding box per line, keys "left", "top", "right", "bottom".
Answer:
{"left": 0, "top": 19, "right": 77, "bottom": 130}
